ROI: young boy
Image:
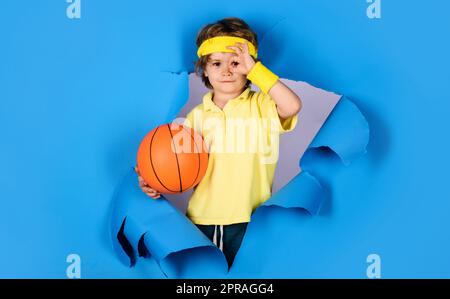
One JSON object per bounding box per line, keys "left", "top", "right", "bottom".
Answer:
{"left": 136, "top": 17, "right": 302, "bottom": 269}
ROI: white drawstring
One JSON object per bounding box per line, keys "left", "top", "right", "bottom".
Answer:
{"left": 212, "top": 225, "right": 224, "bottom": 251}
{"left": 213, "top": 225, "right": 217, "bottom": 245}
{"left": 219, "top": 225, "right": 224, "bottom": 251}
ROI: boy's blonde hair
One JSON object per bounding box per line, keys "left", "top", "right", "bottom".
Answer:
{"left": 194, "top": 17, "right": 259, "bottom": 89}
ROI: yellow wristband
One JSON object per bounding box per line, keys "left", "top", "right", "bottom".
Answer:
{"left": 246, "top": 61, "right": 279, "bottom": 94}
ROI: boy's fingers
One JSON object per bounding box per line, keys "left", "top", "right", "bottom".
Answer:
{"left": 140, "top": 183, "right": 152, "bottom": 190}
{"left": 136, "top": 173, "right": 160, "bottom": 198}
{"left": 142, "top": 186, "right": 155, "bottom": 192}
{"left": 143, "top": 189, "right": 159, "bottom": 196}
{"left": 138, "top": 177, "right": 148, "bottom": 186}
{"left": 134, "top": 166, "right": 141, "bottom": 175}
{"left": 235, "top": 42, "right": 245, "bottom": 52}
{"left": 149, "top": 192, "right": 160, "bottom": 198}
{"left": 139, "top": 180, "right": 148, "bottom": 187}
{"left": 227, "top": 45, "right": 242, "bottom": 55}
{"left": 141, "top": 185, "right": 151, "bottom": 191}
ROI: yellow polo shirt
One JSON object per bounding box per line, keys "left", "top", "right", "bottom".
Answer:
{"left": 183, "top": 87, "right": 298, "bottom": 225}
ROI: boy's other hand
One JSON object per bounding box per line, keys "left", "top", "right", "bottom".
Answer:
{"left": 134, "top": 166, "right": 161, "bottom": 199}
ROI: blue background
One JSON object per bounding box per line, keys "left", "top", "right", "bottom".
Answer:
{"left": 1, "top": 0, "right": 449, "bottom": 278}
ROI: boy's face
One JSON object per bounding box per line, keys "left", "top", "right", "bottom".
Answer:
{"left": 204, "top": 52, "right": 247, "bottom": 94}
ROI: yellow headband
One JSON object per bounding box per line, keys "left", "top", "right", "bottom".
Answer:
{"left": 197, "top": 36, "right": 258, "bottom": 59}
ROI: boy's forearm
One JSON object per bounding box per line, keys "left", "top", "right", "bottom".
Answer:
{"left": 247, "top": 61, "right": 302, "bottom": 119}
{"left": 268, "top": 80, "right": 302, "bottom": 119}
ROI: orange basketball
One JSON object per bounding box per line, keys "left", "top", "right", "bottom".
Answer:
{"left": 136, "top": 123, "right": 209, "bottom": 194}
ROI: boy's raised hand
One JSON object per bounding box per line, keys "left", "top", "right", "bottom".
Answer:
{"left": 227, "top": 42, "right": 256, "bottom": 76}
{"left": 134, "top": 166, "right": 161, "bottom": 199}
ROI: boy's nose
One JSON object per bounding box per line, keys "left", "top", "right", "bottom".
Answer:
{"left": 221, "top": 67, "right": 233, "bottom": 76}
{"left": 221, "top": 63, "right": 234, "bottom": 72}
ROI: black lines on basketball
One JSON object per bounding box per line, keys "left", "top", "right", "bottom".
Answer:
{"left": 183, "top": 126, "right": 202, "bottom": 191}
{"left": 137, "top": 123, "right": 209, "bottom": 194}
{"left": 167, "top": 124, "right": 183, "bottom": 193}
{"left": 149, "top": 125, "right": 176, "bottom": 193}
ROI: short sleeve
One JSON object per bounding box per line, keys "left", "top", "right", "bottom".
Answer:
{"left": 257, "top": 93, "right": 298, "bottom": 134}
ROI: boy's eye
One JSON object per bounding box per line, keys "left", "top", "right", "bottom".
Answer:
{"left": 232, "top": 61, "right": 239, "bottom": 66}
{"left": 212, "top": 62, "right": 220, "bottom": 67}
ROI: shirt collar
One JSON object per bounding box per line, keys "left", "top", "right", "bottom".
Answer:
{"left": 203, "top": 87, "right": 252, "bottom": 112}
